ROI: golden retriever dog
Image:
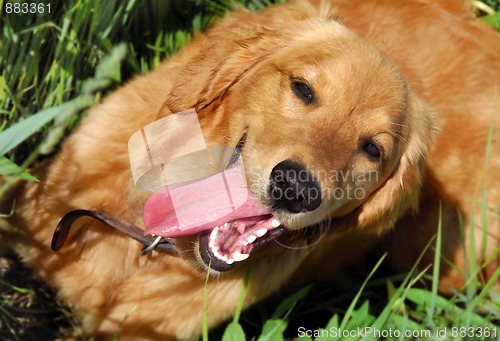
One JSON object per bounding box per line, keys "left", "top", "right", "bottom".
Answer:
{"left": 1, "top": 0, "right": 499, "bottom": 339}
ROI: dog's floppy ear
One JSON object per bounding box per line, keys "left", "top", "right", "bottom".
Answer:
{"left": 165, "top": 33, "right": 283, "bottom": 113}
{"left": 356, "top": 93, "right": 437, "bottom": 234}
{"left": 164, "top": 1, "right": 320, "bottom": 114}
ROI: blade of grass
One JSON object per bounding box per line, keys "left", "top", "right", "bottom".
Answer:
{"left": 0, "top": 96, "right": 94, "bottom": 155}
{"left": 474, "top": 247, "right": 500, "bottom": 305}
{"left": 0, "top": 155, "right": 38, "bottom": 182}
{"left": 338, "top": 253, "right": 387, "bottom": 331}
{"left": 406, "top": 288, "right": 495, "bottom": 327}
{"left": 428, "top": 202, "right": 443, "bottom": 327}
{"left": 222, "top": 265, "right": 252, "bottom": 340}
{"left": 366, "top": 235, "right": 438, "bottom": 340}
{"left": 112, "top": 305, "right": 137, "bottom": 341}
{"left": 480, "top": 120, "right": 495, "bottom": 264}
{"left": 465, "top": 199, "right": 478, "bottom": 327}
{"left": 272, "top": 285, "right": 312, "bottom": 319}
{"left": 202, "top": 262, "right": 211, "bottom": 341}
{"left": 482, "top": 11, "right": 500, "bottom": 28}
{"left": 256, "top": 318, "right": 287, "bottom": 341}
{"left": 233, "top": 265, "right": 252, "bottom": 324}
{"left": 222, "top": 322, "right": 246, "bottom": 341}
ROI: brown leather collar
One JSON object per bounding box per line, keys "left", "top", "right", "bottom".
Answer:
{"left": 52, "top": 210, "right": 178, "bottom": 256}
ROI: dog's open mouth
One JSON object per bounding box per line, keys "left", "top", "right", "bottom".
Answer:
{"left": 142, "top": 136, "right": 287, "bottom": 272}
{"left": 198, "top": 215, "right": 286, "bottom": 271}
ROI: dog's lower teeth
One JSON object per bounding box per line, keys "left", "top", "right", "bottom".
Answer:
{"left": 256, "top": 228, "right": 267, "bottom": 237}
{"left": 207, "top": 218, "right": 276, "bottom": 264}
{"left": 232, "top": 252, "right": 249, "bottom": 262}
{"left": 246, "top": 235, "right": 257, "bottom": 243}
{"left": 213, "top": 249, "right": 223, "bottom": 260}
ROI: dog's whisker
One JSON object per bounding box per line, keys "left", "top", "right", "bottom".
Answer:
{"left": 385, "top": 130, "right": 409, "bottom": 143}
{"left": 272, "top": 219, "right": 330, "bottom": 252}
{"left": 389, "top": 122, "right": 409, "bottom": 127}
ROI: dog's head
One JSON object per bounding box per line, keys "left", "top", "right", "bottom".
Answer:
{"left": 150, "top": 2, "right": 436, "bottom": 273}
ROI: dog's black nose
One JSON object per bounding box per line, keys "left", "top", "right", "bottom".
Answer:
{"left": 269, "top": 159, "right": 322, "bottom": 213}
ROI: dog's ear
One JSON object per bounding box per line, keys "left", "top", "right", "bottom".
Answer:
{"left": 164, "top": 1, "right": 319, "bottom": 114}
{"left": 165, "top": 33, "right": 283, "bottom": 114}
{"left": 356, "top": 93, "right": 437, "bottom": 234}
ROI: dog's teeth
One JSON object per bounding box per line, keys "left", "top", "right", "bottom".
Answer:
{"left": 246, "top": 235, "right": 257, "bottom": 244}
{"left": 256, "top": 228, "right": 267, "bottom": 237}
{"left": 210, "top": 226, "right": 219, "bottom": 240}
{"left": 226, "top": 258, "right": 235, "bottom": 265}
{"left": 243, "top": 240, "right": 248, "bottom": 246}
{"left": 232, "top": 252, "right": 249, "bottom": 262}
{"left": 214, "top": 248, "right": 229, "bottom": 263}
{"left": 213, "top": 248, "right": 225, "bottom": 261}
{"left": 224, "top": 222, "right": 229, "bottom": 228}
{"left": 271, "top": 219, "right": 281, "bottom": 228}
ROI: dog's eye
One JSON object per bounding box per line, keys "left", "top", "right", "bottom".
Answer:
{"left": 362, "top": 142, "right": 382, "bottom": 159}
{"left": 290, "top": 77, "right": 315, "bottom": 104}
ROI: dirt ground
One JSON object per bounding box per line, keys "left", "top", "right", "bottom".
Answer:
{"left": 0, "top": 249, "right": 74, "bottom": 341}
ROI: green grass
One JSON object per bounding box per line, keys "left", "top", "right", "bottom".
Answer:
{"left": 215, "top": 202, "right": 499, "bottom": 341}
{"left": 1, "top": 0, "right": 499, "bottom": 340}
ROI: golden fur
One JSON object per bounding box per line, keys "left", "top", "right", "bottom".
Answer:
{"left": 1, "top": 0, "right": 499, "bottom": 339}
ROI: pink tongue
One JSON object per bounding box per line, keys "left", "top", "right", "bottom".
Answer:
{"left": 143, "top": 163, "right": 271, "bottom": 238}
